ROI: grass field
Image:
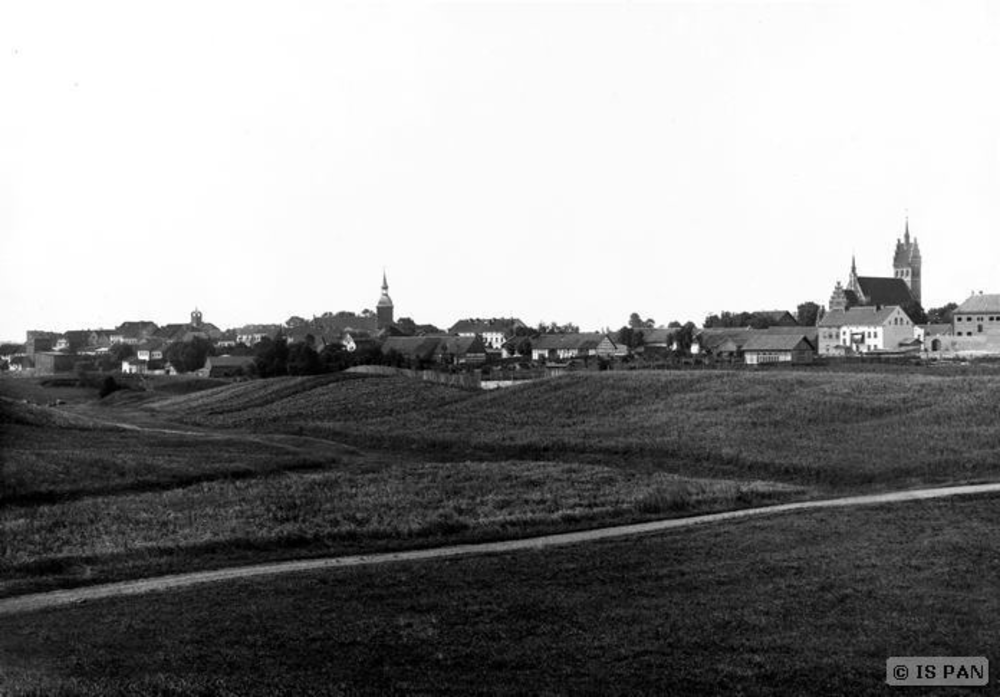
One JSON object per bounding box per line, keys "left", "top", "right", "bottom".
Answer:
{"left": 148, "top": 370, "right": 1000, "bottom": 490}
{"left": 1, "top": 382, "right": 804, "bottom": 597}
{"left": 2, "top": 494, "right": 997, "bottom": 695}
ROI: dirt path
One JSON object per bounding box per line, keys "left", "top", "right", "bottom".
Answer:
{"left": 4, "top": 481, "right": 1000, "bottom": 617}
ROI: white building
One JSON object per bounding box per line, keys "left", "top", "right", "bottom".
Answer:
{"left": 817, "top": 305, "right": 915, "bottom": 355}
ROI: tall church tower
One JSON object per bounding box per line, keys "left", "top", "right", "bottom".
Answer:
{"left": 376, "top": 271, "right": 394, "bottom": 330}
{"left": 892, "top": 218, "right": 922, "bottom": 304}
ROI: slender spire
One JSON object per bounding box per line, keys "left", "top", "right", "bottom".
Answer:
{"left": 382, "top": 268, "right": 388, "bottom": 292}
{"left": 904, "top": 216, "right": 910, "bottom": 245}
{"left": 851, "top": 253, "right": 857, "bottom": 276}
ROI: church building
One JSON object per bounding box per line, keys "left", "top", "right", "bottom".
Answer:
{"left": 828, "top": 219, "right": 921, "bottom": 313}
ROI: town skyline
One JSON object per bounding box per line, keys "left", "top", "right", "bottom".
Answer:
{"left": 3, "top": 2, "right": 998, "bottom": 342}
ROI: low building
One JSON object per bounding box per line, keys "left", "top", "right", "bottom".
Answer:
{"left": 530, "top": 333, "right": 605, "bottom": 362}
{"left": 915, "top": 324, "right": 953, "bottom": 354}
{"left": 34, "top": 352, "right": 78, "bottom": 375}
{"left": 112, "top": 321, "right": 159, "bottom": 345}
{"left": 952, "top": 293, "right": 1000, "bottom": 339}
{"left": 448, "top": 318, "right": 527, "bottom": 354}
{"left": 817, "top": 305, "right": 915, "bottom": 355}
{"left": 380, "top": 335, "right": 487, "bottom": 365}
{"left": 743, "top": 334, "right": 815, "bottom": 365}
{"left": 202, "top": 355, "right": 255, "bottom": 378}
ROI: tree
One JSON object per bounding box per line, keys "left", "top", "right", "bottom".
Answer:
{"left": 796, "top": 302, "right": 821, "bottom": 327}
{"left": 672, "top": 322, "right": 696, "bottom": 356}
{"left": 287, "top": 342, "right": 321, "bottom": 375}
{"left": 253, "top": 336, "right": 289, "bottom": 378}
{"left": 395, "top": 317, "right": 418, "bottom": 336}
{"left": 900, "top": 300, "right": 928, "bottom": 325}
{"left": 927, "top": 302, "right": 958, "bottom": 325}
{"left": 285, "top": 316, "right": 308, "bottom": 329}
{"left": 164, "top": 337, "right": 214, "bottom": 373}
{"left": 109, "top": 343, "right": 135, "bottom": 364}
{"left": 667, "top": 321, "right": 682, "bottom": 329}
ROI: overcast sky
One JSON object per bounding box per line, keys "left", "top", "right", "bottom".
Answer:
{"left": 2, "top": 1, "right": 998, "bottom": 341}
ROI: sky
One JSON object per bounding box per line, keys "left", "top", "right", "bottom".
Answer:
{"left": 2, "top": 1, "right": 998, "bottom": 341}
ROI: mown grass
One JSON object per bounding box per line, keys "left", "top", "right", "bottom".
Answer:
{"left": 1, "top": 460, "right": 800, "bottom": 597}
{"left": 149, "top": 371, "right": 1000, "bottom": 490}
{"left": 3, "top": 494, "right": 998, "bottom": 696}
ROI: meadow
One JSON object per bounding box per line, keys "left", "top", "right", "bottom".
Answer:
{"left": 3, "top": 494, "right": 997, "bottom": 695}
{"left": 1, "top": 378, "right": 802, "bottom": 597}
{"left": 149, "top": 370, "right": 1000, "bottom": 489}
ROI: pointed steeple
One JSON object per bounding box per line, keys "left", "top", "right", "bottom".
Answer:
{"left": 904, "top": 216, "right": 910, "bottom": 246}
{"left": 376, "top": 269, "right": 394, "bottom": 330}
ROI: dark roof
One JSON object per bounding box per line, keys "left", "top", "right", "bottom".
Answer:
{"left": 448, "top": 318, "right": 526, "bottom": 335}
{"left": 696, "top": 328, "right": 753, "bottom": 350}
{"left": 855, "top": 277, "right": 914, "bottom": 306}
{"left": 208, "top": 355, "right": 256, "bottom": 368}
{"left": 742, "top": 333, "right": 815, "bottom": 352}
{"left": 381, "top": 336, "right": 442, "bottom": 360}
{"left": 955, "top": 293, "right": 1000, "bottom": 314}
{"left": 920, "top": 324, "right": 953, "bottom": 336}
{"left": 640, "top": 328, "right": 673, "bottom": 345}
{"left": 115, "top": 321, "right": 158, "bottom": 337}
{"left": 531, "top": 333, "right": 605, "bottom": 351}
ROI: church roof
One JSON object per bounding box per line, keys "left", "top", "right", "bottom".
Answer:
{"left": 855, "top": 277, "right": 914, "bottom": 306}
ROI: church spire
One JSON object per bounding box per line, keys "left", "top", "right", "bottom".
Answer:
{"left": 904, "top": 216, "right": 910, "bottom": 245}
{"left": 376, "top": 269, "right": 394, "bottom": 331}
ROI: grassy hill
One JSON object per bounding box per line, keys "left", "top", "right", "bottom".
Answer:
{"left": 148, "top": 370, "right": 1000, "bottom": 490}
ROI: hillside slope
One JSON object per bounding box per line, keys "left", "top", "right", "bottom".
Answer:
{"left": 142, "top": 370, "right": 1000, "bottom": 489}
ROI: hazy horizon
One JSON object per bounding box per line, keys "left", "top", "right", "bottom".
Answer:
{"left": 3, "top": 1, "right": 998, "bottom": 343}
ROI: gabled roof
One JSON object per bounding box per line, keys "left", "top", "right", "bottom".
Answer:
{"left": 448, "top": 318, "right": 526, "bottom": 335}
{"left": 818, "top": 305, "right": 904, "bottom": 327}
{"left": 208, "top": 355, "right": 256, "bottom": 368}
{"left": 742, "top": 333, "right": 815, "bottom": 352}
{"left": 115, "top": 321, "right": 159, "bottom": 337}
{"left": 640, "top": 328, "right": 673, "bottom": 345}
{"left": 531, "top": 333, "right": 605, "bottom": 351}
{"left": 920, "top": 324, "right": 953, "bottom": 336}
{"left": 955, "top": 293, "right": 1000, "bottom": 314}
{"left": 696, "top": 328, "right": 753, "bottom": 350}
{"left": 381, "top": 336, "right": 442, "bottom": 360}
{"left": 855, "top": 277, "right": 914, "bottom": 306}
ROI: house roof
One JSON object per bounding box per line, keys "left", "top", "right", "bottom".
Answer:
{"left": 955, "top": 293, "right": 1000, "bottom": 314}
{"left": 532, "top": 333, "right": 605, "bottom": 351}
{"left": 640, "top": 327, "right": 673, "bottom": 345}
{"left": 920, "top": 323, "right": 953, "bottom": 336}
{"left": 381, "top": 336, "right": 442, "bottom": 360}
{"left": 696, "top": 328, "right": 753, "bottom": 350}
{"left": 855, "top": 277, "right": 914, "bottom": 306}
{"left": 448, "top": 318, "right": 526, "bottom": 335}
{"left": 818, "top": 305, "right": 903, "bottom": 327}
{"left": 115, "top": 321, "right": 158, "bottom": 337}
{"left": 742, "top": 333, "right": 815, "bottom": 352}
{"left": 208, "top": 355, "right": 255, "bottom": 368}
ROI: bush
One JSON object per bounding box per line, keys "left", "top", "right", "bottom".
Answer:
{"left": 98, "top": 376, "right": 121, "bottom": 399}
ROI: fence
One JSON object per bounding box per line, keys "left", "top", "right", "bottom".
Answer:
{"left": 346, "top": 365, "right": 482, "bottom": 390}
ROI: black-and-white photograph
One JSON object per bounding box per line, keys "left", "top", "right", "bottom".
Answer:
{"left": 2, "top": 1, "right": 999, "bottom": 694}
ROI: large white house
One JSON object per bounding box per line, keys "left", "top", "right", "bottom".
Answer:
{"left": 817, "top": 305, "right": 915, "bottom": 355}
